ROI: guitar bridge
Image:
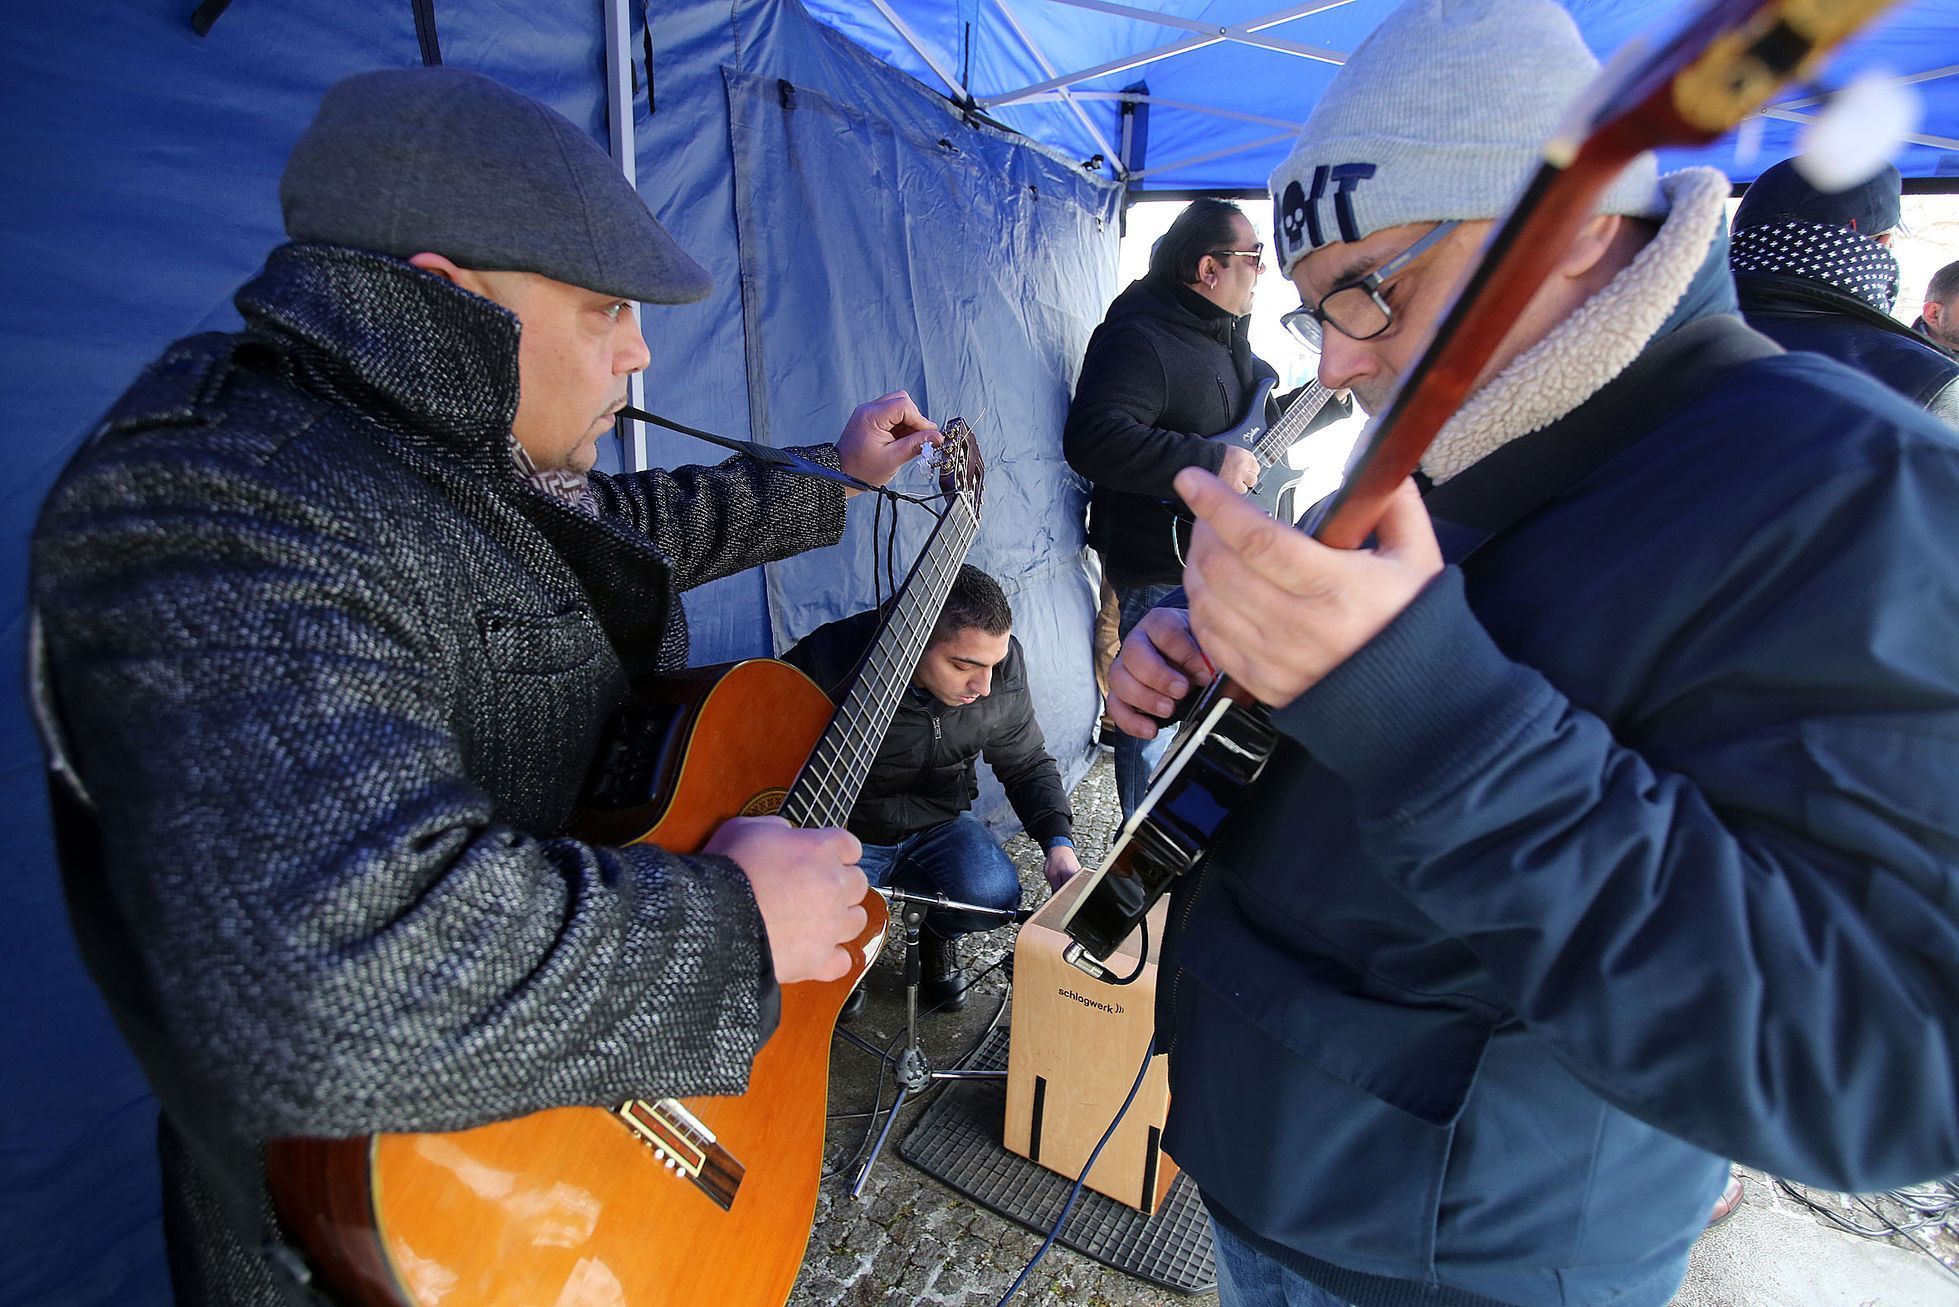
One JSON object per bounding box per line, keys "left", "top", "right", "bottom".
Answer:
{"left": 615, "top": 1098, "right": 745, "bottom": 1210}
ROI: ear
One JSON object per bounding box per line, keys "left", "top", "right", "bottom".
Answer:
{"left": 407, "top": 251, "right": 463, "bottom": 283}
{"left": 1927, "top": 301, "right": 1944, "bottom": 327}
{"left": 1559, "top": 212, "right": 1621, "bottom": 281}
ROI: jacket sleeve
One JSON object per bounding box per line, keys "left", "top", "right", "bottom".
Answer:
{"left": 32, "top": 445, "right": 782, "bottom": 1141}
{"left": 1269, "top": 446, "right": 1959, "bottom": 1193}
{"left": 982, "top": 640, "right": 1073, "bottom": 847}
{"left": 592, "top": 443, "right": 847, "bottom": 592}
{"left": 1064, "top": 322, "right": 1231, "bottom": 497}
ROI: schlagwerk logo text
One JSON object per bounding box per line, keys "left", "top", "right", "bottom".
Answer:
{"left": 1058, "top": 988, "right": 1123, "bottom": 1015}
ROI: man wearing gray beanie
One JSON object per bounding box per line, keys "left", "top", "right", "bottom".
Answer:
{"left": 1107, "top": 2, "right": 1959, "bottom": 1305}
{"left": 31, "top": 66, "right": 936, "bottom": 1303}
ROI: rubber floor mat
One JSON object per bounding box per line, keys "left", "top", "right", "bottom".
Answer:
{"left": 897, "top": 1027, "right": 1216, "bottom": 1295}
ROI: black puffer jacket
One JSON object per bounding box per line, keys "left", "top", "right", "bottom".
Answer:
{"left": 1064, "top": 274, "right": 1272, "bottom": 584}
{"left": 30, "top": 242, "right": 849, "bottom": 1303}
{"left": 782, "top": 608, "right": 1071, "bottom": 847}
{"left": 1737, "top": 272, "right": 1959, "bottom": 426}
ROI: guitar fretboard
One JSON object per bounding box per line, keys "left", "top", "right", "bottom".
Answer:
{"left": 1251, "top": 378, "right": 1336, "bottom": 470}
{"left": 777, "top": 498, "right": 981, "bottom": 830}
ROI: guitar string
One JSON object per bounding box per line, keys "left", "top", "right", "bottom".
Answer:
{"left": 812, "top": 522, "right": 973, "bottom": 816}
{"left": 783, "top": 508, "right": 966, "bottom": 824}
{"left": 785, "top": 505, "right": 977, "bottom": 829}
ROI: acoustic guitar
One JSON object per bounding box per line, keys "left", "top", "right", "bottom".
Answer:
{"left": 1060, "top": 0, "right": 1903, "bottom": 973}
{"left": 266, "top": 422, "right": 985, "bottom": 1305}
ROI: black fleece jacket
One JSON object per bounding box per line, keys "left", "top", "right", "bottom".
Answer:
{"left": 782, "top": 608, "right": 1072, "bottom": 848}
{"left": 1064, "top": 274, "right": 1270, "bottom": 584}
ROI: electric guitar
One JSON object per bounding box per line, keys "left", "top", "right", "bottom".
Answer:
{"left": 266, "top": 423, "right": 985, "bottom": 1306}
{"left": 1060, "top": 0, "right": 1902, "bottom": 973}
{"left": 1207, "top": 374, "right": 1345, "bottom": 522}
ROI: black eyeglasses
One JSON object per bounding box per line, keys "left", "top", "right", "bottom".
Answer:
{"left": 1208, "top": 245, "right": 1265, "bottom": 267}
{"left": 1280, "top": 221, "right": 1460, "bottom": 350}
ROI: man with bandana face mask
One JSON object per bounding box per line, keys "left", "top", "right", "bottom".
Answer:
{"left": 1730, "top": 156, "right": 1959, "bottom": 427}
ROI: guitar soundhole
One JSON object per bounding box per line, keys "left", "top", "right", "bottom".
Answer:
{"left": 739, "top": 789, "right": 786, "bottom": 817}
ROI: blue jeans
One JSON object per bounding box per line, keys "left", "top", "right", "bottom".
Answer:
{"left": 856, "top": 813, "right": 1021, "bottom": 938}
{"left": 1112, "top": 579, "right": 1181, "bottom": 819}
{"left": 1208, "top": 1209, "right": 1352, "bottom": 1307}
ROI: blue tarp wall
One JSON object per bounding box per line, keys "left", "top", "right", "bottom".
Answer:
{"left": 1, "top": 2, "right": 1117, "bottom": 1300}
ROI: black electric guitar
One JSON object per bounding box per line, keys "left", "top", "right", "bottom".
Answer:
{"left": 1061, "top": 0, "right": 1902, "bottom": 972}
{"left": 1210, "top": 374, "right": 1346, "bottom": 522}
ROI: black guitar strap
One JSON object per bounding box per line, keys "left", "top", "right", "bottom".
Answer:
{"left": 1420, "top": 312, "right": 1782, "bottom": 565}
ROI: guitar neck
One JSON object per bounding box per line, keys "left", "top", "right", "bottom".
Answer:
{"left": 1251, "top": 379, "right": 1336, "bottom": 468}
{"left": 778, "top": 501, "right": 980, "bottom": 829}
{"left": 1298, "top": 0, "right": 1897, "bottom": 551}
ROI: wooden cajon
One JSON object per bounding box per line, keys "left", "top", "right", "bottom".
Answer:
{"left": 1003, "top": 870, "right": 1177, "bottom": 1214}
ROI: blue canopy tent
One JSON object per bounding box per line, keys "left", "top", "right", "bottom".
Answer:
{"left": 805, "top": 0, "right": 1959, "bottom": 191}
{"left": 4, "top": 2, "right": 1956, "bottom": 1301}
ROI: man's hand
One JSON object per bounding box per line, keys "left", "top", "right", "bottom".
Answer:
{"left": 704, "top": 815, "right": 869, "bottom": 984}
{"left": 1107, "top": 606, "right": 1215, "bottom": 741}
{"left": 1218, "top": 444, "right": 1261, "bottom": 496}
{"left": 835, "top": 390, "right": 942, "bottom": 493}
{"left": 1174, "top": 469, "right": 1442, "bottom": 709}
{"left": 1043, "top": 843, "right": 1082, "bottom": 892}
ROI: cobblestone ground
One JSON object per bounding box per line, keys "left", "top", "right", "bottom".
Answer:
{"left": 788, "top": 751, "right": 1204, "bottom": 1307}
{"left": 789, "top": 753, "right": 1959, "bottom": 1305}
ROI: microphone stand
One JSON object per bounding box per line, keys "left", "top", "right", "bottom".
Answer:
{"left": 841, "top": 886, "right": 1030, "bottom": 1199}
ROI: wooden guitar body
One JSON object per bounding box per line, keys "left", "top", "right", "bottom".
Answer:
{"left": 268, "top": 659, "right": 888, "bottom": 1306}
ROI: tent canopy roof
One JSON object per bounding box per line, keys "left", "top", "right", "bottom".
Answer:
{"left": 803, "top": 0, "right": 1959, "bottom": 193}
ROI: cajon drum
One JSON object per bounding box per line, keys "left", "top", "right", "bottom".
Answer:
{"left": 1004, "top": 870, "right": 1176, "bottom": 1214}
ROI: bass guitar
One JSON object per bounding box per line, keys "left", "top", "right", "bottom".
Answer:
{"left": 1206, "top": 373, "right": 1345, "bottom": 522}
{"left": 267, "top": 423, "right": 985, "bottom": 1306}
{"left": 1059, "top": 0, "right": 1902, "bottom": 973}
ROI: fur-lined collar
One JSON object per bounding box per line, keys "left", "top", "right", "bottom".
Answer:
{"left": 1422, "top": 168, "right": 1730, "bottom": 485}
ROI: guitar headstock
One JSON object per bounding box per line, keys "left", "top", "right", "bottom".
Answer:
{"left": 932, "top": 417, "right": 986, "bottom": 518}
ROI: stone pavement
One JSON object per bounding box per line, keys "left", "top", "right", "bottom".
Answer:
{"left": 789, "top": 754, "right": 1959, "bottom": 1306}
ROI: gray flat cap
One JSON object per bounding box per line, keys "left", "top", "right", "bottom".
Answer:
{"left": 281, "top": 66, "right": 711, "bottom": 304}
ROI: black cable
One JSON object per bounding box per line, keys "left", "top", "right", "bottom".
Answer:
{"left": 994, "top": 1038, "right": 1158, "bottom": 1306}
{"left": 619, "top": 403, "right": 937, "bottom": 505}
{"left": 1772, "top": 1176, "right": 1959, "bottom": 1284}
{"left": 871, "top": 490, "right": 886, "bottom": 611}
{"left": 1095, "top": 915, "right": 1151, "bottom": 986}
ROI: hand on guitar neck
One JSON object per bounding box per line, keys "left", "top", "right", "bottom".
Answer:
{"left": 1111, "top": 470, "right": 1441, "bottom": 727}
{"left": 703, "top": 815, "right": 870, "bottom": 983}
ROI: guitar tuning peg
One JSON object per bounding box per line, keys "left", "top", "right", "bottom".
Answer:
{"left": 1792, "top": 70, "right": 1921, "bottom": 194}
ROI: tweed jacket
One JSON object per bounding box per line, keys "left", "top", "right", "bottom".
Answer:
{"left": 30, "top": 242, "right": 849, "bottom": 1301}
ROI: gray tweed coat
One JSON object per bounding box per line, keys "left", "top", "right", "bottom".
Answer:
{"left": 31, "top": 242, "right": 849, "bottom": 1302}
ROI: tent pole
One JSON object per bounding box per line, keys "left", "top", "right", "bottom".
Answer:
{"left": 991, "top": 0, "right": 1124, "bottom": 178}
{"left": 603, "top": 0, "right": 648, "bottom": 471}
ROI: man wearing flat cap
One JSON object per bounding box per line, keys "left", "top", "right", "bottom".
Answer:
{"left": 1730, "top": 156, "right": 1959, "bottom": 426}
{"left": 31, "top": 67, "right": 933, "bottom": 1302}
{"left": 1107, "top": 1, "right": 1959, "bottom": 1304}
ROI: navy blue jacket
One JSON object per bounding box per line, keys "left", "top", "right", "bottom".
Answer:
{"left": 1737, "top": 271, "right": 1959, "bottom": 426}
{"left": 1159, "top": 298, "right": 1959, "bottom": 1303}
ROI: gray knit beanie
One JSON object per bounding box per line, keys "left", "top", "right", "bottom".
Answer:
{"left": 1269, "top": 0, "right": 1664, "bottom": 276}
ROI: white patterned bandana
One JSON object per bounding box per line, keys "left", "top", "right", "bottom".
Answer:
{"left": 1728, "top": 218, "right": 1901, "bottom": 312}
{"left": 509, "top": 434, "right": 598, "bottom": 516}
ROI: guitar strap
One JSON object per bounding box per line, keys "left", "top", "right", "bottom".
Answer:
{"left": 1420, "top": 311, "right": 1782, "bottom": 565}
